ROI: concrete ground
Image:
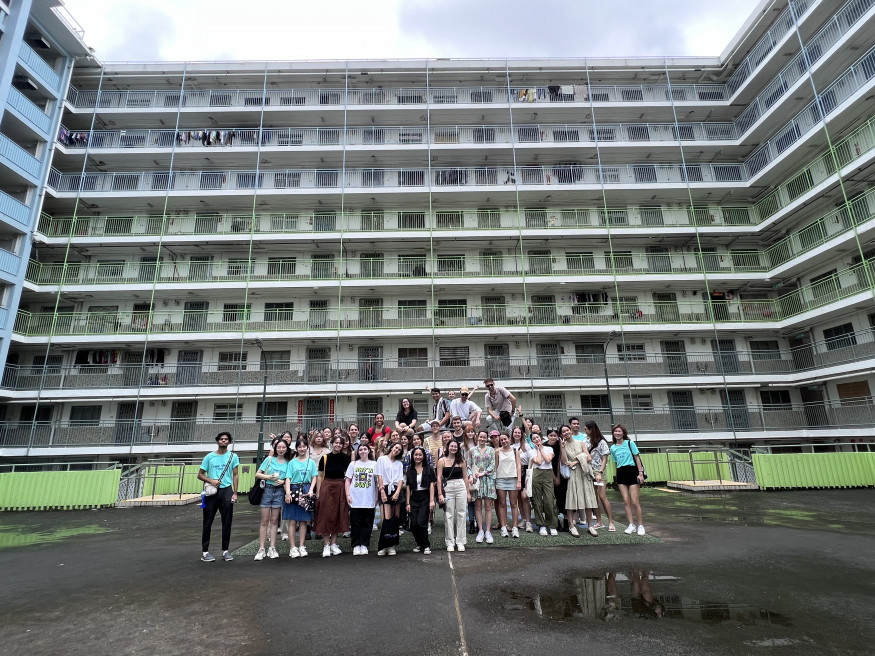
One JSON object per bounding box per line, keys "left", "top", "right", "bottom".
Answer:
{"left": 0, "top": 488, "right": 873, "bottom": 655}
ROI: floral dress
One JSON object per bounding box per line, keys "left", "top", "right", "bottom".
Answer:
{"left": 467, "top": 445, "right": 496, "bottom": 500}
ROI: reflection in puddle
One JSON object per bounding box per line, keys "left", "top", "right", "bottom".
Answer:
{"left": 501, "top": 571, "right": 791, "bottom": 626}
{"left": 0, "top": 524, "right": 111, "bottom": 549}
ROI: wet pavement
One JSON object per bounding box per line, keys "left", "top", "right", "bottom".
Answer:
{"left": 0, "top": 488, "right": 873, "bottom": 655}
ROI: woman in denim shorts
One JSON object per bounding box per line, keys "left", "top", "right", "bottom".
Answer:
{"left": 253, "top": 438, "right": 291, "bottom": 560}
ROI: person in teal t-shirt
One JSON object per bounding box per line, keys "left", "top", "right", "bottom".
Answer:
{"left": 197, "top": 431, "right": 239, "bottom": 562}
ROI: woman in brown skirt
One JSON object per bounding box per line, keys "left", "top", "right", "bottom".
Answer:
{"left": 315, "top": 435, "right": 352, "bottom": 557}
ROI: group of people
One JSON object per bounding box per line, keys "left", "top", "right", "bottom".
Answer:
{"left": 197, "top": 379, "right": 649, "bottom": 562}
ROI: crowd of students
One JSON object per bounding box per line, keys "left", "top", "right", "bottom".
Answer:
{"left": 197, "top": 393, "right": 649, "bottom": 562}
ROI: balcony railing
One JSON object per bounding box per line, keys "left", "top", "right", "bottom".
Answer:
{"left": 45, "top": 161, "right": 747, "bottom": 195}
{"left": 28, "top": 185, "right": 875, "bottom": 283}
{"left": 0, "top": 190, "right": 30, "bottom": 230}
{"left": 56, "top": 121, "right": 739, "bottom": 151}
{"left": 0, "top": 133, "right": 41, "bottom": 179}
{"left": 3, "top": 400, "right": 874, "bottom": 449}
{"left": 9, "top": 331, "right": 875, "bottom": 392}
{"left": 11, "top": 260, "right": 875, "bottom": 337}
{"left": 7, "top": 87, "right": 52, "bottom": 134}
{"left": 18, "top": 42, "right": 60, "bottom": 90}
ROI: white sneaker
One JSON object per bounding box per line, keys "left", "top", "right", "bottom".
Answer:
{"left": 447, "top": 545, "right": 454, "bottom": 552}
{"left": 373, "top": 522, "right": 378, "bottom": 531}
{"left": 424, "top": 547, "right": 431, "bottom": 555}
{"left": 500, "top": 526, "right": 509, "bottom": 538}
{"left": 539, "top": 526, "right": 548, "bottom": 536}
{"left": 281, "top": 534, "right": 289, "bottom": 541}
{"left": 549, "top": 528, "right": 558, "bottom": 536}
{"left": 299, "top": 546, "right": 308, "bottom": 557}
{"left": 377, "top": 548, "right": 388, "bottom": 556}
{"left": 511, "top": 527, "right": 520, "bottom": 538}
{"left": 277, "top": 526, "right": 283, "bottom": 534}
{"left": 289, "top": 547, "right": 300, "bottom": 558}
{"left": 637, "top": 525, "right": 646, "bottom": 536}
{"left": 322, "top": 546, "right": 332, "bottom": 558}
{"left": 353, "top": 546, "right": 362, "bottom": 556}
{"left": 525, "top": 521, "right": 533, "bottom": 533}
{"left": 412, "top": 546, "right": 421, "bottom": 553}
{"left": 476, "top": 529, "right": 484, "bottom": 543}
{"left": 625, "top": 524, "right": 637, "bottom": 534}
{"left": 485, "top": 531, "right": 494, "bottom": 544}
{"left": 267, "top": 546, "right": 279, "bottom": 559}
{"left": 330, "top": 544, "right": 342, "bottom": 556}
{"left": 360, "top": 547, "right": 368, "bottom": 556}
{"left": 388, "top": 547, "right": 396, "bottom": 556}
{"left": 456, "top": 544, "right": 465, "bottom": 552}
{"left": 254, "top": 548, "right": 266, "bottom": 561}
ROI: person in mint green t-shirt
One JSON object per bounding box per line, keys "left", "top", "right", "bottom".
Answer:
{"left": 197, "top": 431, "right": 239, "bottom": 562}
{"left": 253, "top": 438, "right": 291, "bottom": 561}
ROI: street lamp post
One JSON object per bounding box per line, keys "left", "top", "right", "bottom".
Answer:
{"left": 254, "top": 338, "right": 267, "bottom": 465}
{"left": 603, "top": 330, "right": 617, "bottom": 426}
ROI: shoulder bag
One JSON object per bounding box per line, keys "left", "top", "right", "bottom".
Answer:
{"left": 247, "top": 457, "right": 272, "bottom": 505}
{"left": 627, "top": 441, "right": 647, "bottom": 480}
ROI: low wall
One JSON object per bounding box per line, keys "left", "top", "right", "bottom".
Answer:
{"left": 752, "top": 452, "right": 875, "bottom": 489}
{"left": 0, "top": 468, "right": 121, "bottom": 510}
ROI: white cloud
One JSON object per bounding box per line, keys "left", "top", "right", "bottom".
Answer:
{"left": 62, "top": 0, "right": 761, "bottom": 61}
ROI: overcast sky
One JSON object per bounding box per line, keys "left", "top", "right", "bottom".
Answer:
{"left": 62, "top": 0, "right": 763, "bottom": 62}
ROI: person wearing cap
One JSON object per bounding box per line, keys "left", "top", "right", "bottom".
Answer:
{"left": 483, "top": 378, "right": 516, "bottom": 432}
{"left": 449, "top": 387, "right": 482, "bottom": 427}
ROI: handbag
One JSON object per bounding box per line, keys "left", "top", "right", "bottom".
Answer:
{"left": 247, "top": 457, "right": 273, "bottom": 505}
{"left": 288, "top": 460, "right": 315, "bottom": 512}
{"left": 203, "top": 452, "right": 234, "bottom": 496}
{"left": 627, "top": 441, "right": 648, "bottom": 480}
{"left": 559, "top": 463, "right": 572, "bottom": 479}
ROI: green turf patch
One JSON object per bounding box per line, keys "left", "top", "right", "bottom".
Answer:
{"left": 233, "top": 518, "right": 658, "bottom": 556}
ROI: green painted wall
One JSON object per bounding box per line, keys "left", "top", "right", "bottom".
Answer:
{"left": 753, "top": 453, "right": 875, "bottom": 489}
{"left": 0, "top": 469, "right": 121, "bottom": 510}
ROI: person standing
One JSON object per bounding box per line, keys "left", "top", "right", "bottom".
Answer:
{"left": 315, "top": 435, "right": 352, "bottom": 557}
{"left": 405, "top": 446, "right": 436, "bottom": 554}
{"left": 525, "top": 432, "right": 558, "bottom": 537}
{"left": 376, "top": 442, "right": 405, "bottom": 556}
{"left": 253, "top": 438, "right": 291, "bottom": 561}
{"left": 468, "top": 430, "right": 497, "bottom": 544}
{"left": 483, "top": 378, "right": 516, "bottom": 432}
{"left": 197, "top": 431, "right": 239, "bottom": 562}
{"left": 610, "top": 424, "right": 647, "bottom": 536}
{"left": 437, "top": 439, "right": 472, "bottom": 552}
{"left": 586, "top": 421, "right": 616, "bottom": 531}
{"left": 345, "top": 443, "right": 378, "bottom": 555}
{"left": 284, "top": 437, "right": 318, "bottom": 558}
{"left": 561, "top": 424, "right": 599, "bottom": 538}
{"left": 494, "top": 432, "right": 521, "bottom": 538}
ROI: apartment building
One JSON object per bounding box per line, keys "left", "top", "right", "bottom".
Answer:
{"left": 2, "top": 0, "right": 875, "bottom": 462}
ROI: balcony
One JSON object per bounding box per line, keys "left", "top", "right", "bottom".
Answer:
{"left": 0, "top": 190, "right": 31, "bottom": 231}
{"left": 7, "top": 87, "right": 52, "bottom": 135}
{"left": 18, "top": 42, "right": 61, "bottom": 92}
{"left": 45, "top": 161, "right": 747, "bottom": 195}
{"left": 2, "top": 399, "right": 874, "bottom": 449}
{"left": 56, "top": 121, "right": 739, "bottom": 151}
{"left": 0, "top": 133, "right": 41, "bottom": 180}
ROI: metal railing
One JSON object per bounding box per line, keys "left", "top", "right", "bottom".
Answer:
{"left": 7, "top": 87, "right": 52, "bottom": 134}
{"left": 0, "top": 189, "right": 31, "bottom": 228}
{"left": 116, "top": 459, "right": 189, "bottom": 502}
{"left": 0, "top": 133, "right": 41, "bottom": 179}
{"left": 3, "top": 401, "right": 875, "bottom": 449}
{"left": 665, "top": 448, "right": 757, "bottom": 484}
{"left": 56, "top": 121, "right": 740, "bottom": 151}
{"left": 18, "top": 42, "right": 60, "bottom": 90}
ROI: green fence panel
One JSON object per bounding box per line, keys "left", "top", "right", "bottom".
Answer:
{"left": 753, "top": 453, "right": 875, "bottom": 489}
{"left": 135, "top": 462, "right": 259, "bottom": 497}
{"left": 0, "top": 469, "right": 121, "bottom": 510}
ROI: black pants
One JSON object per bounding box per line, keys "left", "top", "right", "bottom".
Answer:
{"left": 349, "top": 507, "right": 376, "bottom": 548}
{"left": 202, "top": 486, "right": 233, "bottom": 552}
{"left": 409, "top": 489, "right": 431, "bottom": 549}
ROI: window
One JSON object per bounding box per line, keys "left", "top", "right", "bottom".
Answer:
{"left": 566, "top": 252, "right": 594, "bottom": 271}
{"left": 311, "top": 254, "right": 335, "bottom": 279}
{"left": 612, "top": 296, "right": 639, "bottom": 316}
{"left": 95, "top": 260, "right": 124, "bottom": 280}
{"left": 267, "top": 257, "right": 296, "bottom": 277}
{"left": 398, "top": 347, "right": 428, "bottom": 367}
{"left": 606, "top": 250, "right": 633, "bottom": 270}
{"left": 580, "top": 394, "right": 609, "bottom": 410}
{"left": 31, "top": 354, "right": 63, "bottom": 375}
{"left": 218, "top": 352, "right": 248, "bottom": 371}
{"left": 436, "top": 211, "right": 463, "bottom": 228}
{"left": 213, "top": 403, "right": 243, "bottom": 421}
{"left": 617, "top": 344, "right": 646, "bottom": 362}
{"left": 398, "top": 300, "right": 427, "bottom": 320}
{"left": 575, "top": 344, "right": 604, "bottom": 364}
{"left": 223, "top": 303, "right": 251, "bottom": 322}
{"left": 760, "top": 390, "right": 791, "bottom": 409}
{"left": 257, "top": 401, "right": 288, "bottom": 420}
{"left": 836, "top": 381, "right": 872, "bottom": 406}
{"left": 261, "top": 350, "right": 290, "bottom": 370}
{"left": 437, "top": 299, "right": 467, "bottom": 321}
{"left": 623, "top": 394, "right": 653, "bottom": 411}
{"left": 264, "top": 302, "right": 294, "bottom": 321}
{"left": 398, "top": 255, "right": 427, "bottom": 277}
{"left": 750, "top": 340, "right": 781, "bottom": 360}
{"left": 823, "top": 323, "right": 856, "bottom": 351}
{"left": 399, "top": 212, "right": 426, "bottom": 229}
{"left": 69, "top": 405, "right": 102, "bottom": 426}
{"left": 810, "top": 269, "right": 837, "bottom": 299}
{"left": 439, "top": 346, "right": 470, "bottom": 367}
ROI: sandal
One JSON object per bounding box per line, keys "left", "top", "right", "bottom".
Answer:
{"left": 588, "top": 526, "right": 598, "bottom": 537}
{"left": 569, "top": 525, "right": 580, "bottom": 537}
{"left": 608, "top": 524, "right": 616, "bottom": 532}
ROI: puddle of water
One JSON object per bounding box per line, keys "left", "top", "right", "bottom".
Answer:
{"left": 498, "top": 570, "right": 792, "bottom": 626}
{"left": 0, "top": 525, "right": 112, "bottom": 549}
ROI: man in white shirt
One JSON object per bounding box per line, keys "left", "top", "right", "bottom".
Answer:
{"left": 449, "top": 387, "right": 482, "bottom": 427}
{"left": 484, "top": 378, "right": 516, "bottom": 431}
